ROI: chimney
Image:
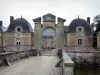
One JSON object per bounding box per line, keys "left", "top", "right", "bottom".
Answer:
{"left": 10, "top": 16, "right": 14, "bottom": 24}
{"left": 87, "top": 17, "right": 90, "bottom": 24}
{"left": 0, "top": 21, "right": 2, "bottom": 26}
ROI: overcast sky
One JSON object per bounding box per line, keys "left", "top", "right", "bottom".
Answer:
{"left": 0, "top": 0, "right": 100, "bottom": 29}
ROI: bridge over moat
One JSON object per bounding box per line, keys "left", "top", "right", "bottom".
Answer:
{"left": 0, "top": 49, "right": 62, "bottom": 75}
{"left": 1, "top": 47, "right": 100, "bottom": 75}
{"left": 0, "top": 56, "right": 61, "bottom": 75}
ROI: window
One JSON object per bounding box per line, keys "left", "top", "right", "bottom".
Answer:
{"left": 19, "top": 42, "right": 20, "bottom": 45}
{"left": 17, "top": 28, "right": 21, "bottom": 32}
{"left": 78, "top": 39, "right": 82, "bottom": 45}
{"left": 78, "top": 28, "right": 82, "bottom": 32}
{"left": 15, "top": 26, "right": 23, "bottom": 32}
{"left": 16, "top": 42, "right": 21, "bottom": 45}
{"left": 76, "top": 26, "right": 84, "bottom": 32}
{"left": 16, "top": 42, "right": 18, "bottom": 45}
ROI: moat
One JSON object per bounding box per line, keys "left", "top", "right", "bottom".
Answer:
{"left": 73, "top": 66, "right": 100, "bottom": 75}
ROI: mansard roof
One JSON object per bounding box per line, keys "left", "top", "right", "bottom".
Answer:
{"left": 68, "top": 18, "right": 92, "bottom": 33}
{"left": 7, "top": 18, "right": 33, "bottom": 32}
{"left": 64, "top": 26, "right": 68, "bottom": 32}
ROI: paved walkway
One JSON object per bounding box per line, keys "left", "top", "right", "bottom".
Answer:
{"left": 0, "top": 56, "right": 61, "bottom": 75}
{"left": 42, "top": 49, "right": 57, "bottom": 56}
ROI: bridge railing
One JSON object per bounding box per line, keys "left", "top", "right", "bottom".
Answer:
{"left": 61, "top": 50, "right": 74, "bottom": 75}
{"left": 0, "top": 49, "right": 37, "bottom": 66}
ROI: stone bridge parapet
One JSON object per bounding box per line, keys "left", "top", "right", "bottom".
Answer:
{"left": 0, "top": 49, "right": 37, "bottom": 66}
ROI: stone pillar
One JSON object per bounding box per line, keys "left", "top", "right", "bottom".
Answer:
{"left": 33, "top": 17, "right": 42, "bottom": 53}
{"left": 56, "top": 17, "right": 66, "bottom": 50}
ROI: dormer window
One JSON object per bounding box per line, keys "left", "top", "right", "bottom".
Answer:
{"left": 78, "top": 28, "right": 82, "bottom": 32}
{"left": 15, "top": 26, "right": 23, "bottom": 32}
{"left": 76, "top": 26, "right": 84, "bottom": 32}
{"left": 17, "top": 28, "right": 21, "bottom": 32}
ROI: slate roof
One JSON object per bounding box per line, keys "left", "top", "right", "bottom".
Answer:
{"left": 64, "top": 26, "right": 68, "bottom": 32}
{"left": 68, "top": 18, "right": 92, "bottom": 33}
{"left": 7, "top": 18, "right": 33, "bottom": 32}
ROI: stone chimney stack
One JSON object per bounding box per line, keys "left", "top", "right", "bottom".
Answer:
{"left": 87, "top": 17, "right": 90, "bottom": 24}
{"left": 10, "top": 16, "right": 14, "bottom": 24}
{"left": 0, "top": 21, "right": 2, "bottom": 26}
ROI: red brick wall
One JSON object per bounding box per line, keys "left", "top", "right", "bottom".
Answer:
{"left": 67, "top": 33, "right": 93, "bottom": 47}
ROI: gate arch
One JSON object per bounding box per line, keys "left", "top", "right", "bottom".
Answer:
{"left": 42, "top": 27, "right": 56, "bottom": 49}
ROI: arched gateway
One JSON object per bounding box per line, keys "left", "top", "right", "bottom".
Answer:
{"left": 42, "top": 27, "right": 56, "bottom": 49}
{"left": 33, "top": 13, "right": 66, "bottom": 50}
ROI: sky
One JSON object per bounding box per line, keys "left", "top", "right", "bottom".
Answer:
{"left": 0, "top": 0, "right": 100, "bottom": 29}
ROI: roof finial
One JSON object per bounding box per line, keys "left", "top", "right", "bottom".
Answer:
{"left": 21, "top": 15, "right": 22, "bottom": 18}
{"left": 78, "top": 15, "right": 79, "bottom": 18}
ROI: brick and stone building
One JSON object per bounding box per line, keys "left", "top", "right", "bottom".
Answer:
{"left": 5, "top": 16, "right": 34, "bottom": 51}
{"left": 0, "top": 13, "right": 93, "bottom": 52}
{"left": 0, "top": 13, "right": 99, "bottom": 66}
{"left": 67, "top": 17, "right": 93, "bottom": 47}
{"left": 33, "top": 13, "right": 93, "bottom": 50}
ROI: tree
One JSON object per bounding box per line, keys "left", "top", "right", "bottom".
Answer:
{"left": 94, "top": 15, "right": 100, "bottom": 23}
{"left": 93, "top": 15, "right": 100, "bottom": 48}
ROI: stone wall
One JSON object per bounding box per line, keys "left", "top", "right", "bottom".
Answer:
{"left": 66, "top": 47, "right": 100, "bottom": 66}
{"left": 67, "top": 33, "right": 92, "bottom": 47}
{"left": 4, "top": 32, "right": 33, "bottom": 51}
{"left": 67, "top": 33, "right": 76, "bottom": 46}
{"left": 43, "top": 22, "right": 55, "bottom": 27}
{"left": 70, "top": 53, "right": 94, "bottom": 65}
{"left": 70, "top": 52, "right": 100, "bottom": 66}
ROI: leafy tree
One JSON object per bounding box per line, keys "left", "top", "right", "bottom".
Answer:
{"left": 93, "top": 15, "right": 100, "bottom": 48}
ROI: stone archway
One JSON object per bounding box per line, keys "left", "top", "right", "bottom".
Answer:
{"left": 42, "top": 27, "right": 56, "bottom": 49}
